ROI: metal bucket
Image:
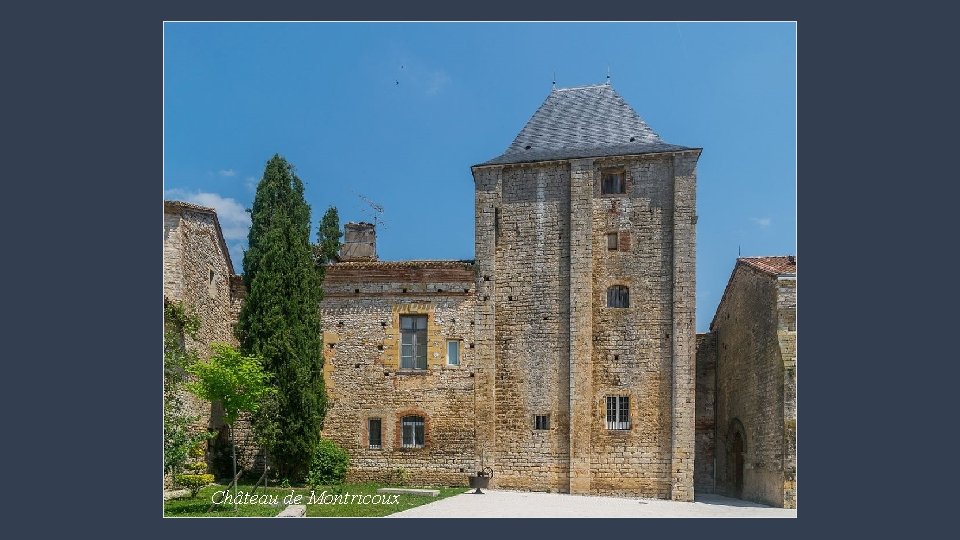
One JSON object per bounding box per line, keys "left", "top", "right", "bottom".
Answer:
{"left": 468, "top": 467, "right": 493, "bottom": 494}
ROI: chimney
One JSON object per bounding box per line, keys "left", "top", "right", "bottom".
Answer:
{"left": 340, "top": 222, "right": 377, "bottom": 261}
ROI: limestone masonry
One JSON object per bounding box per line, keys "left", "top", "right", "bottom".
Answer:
{"left": 695, "top": 256, "right": 797, "bottom": 508}
{"left": 163, "top": 83, "right": 796, "bottom": 507}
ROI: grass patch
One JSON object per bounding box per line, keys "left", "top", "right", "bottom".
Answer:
{"left": 164, "top": 482, "right": 467, "bottom": 517}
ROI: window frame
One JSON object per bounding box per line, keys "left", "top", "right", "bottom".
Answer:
{"left": 607, "top": 285, "right": 630, "bottom": 308}
{"left": 399, "top": 315, "right": 429, "bottom": 370}
{"left": 368, "top": 418, "right": 382, "bottom": 449}
{"left": 534, "top": 414, "right": 550, "bottom": 431}
{"left": 607, "top": 232, "right": 619, "bottom": 251}
{"left": 400, "top": 415, "right": 425, "bottom": 448}
{"left": 600, "top": 169, "right": 627, "bottom": 195}
{"left": 605, "top": 396, "right": 631, "bottom": 430}
{"left": 446, "top": 339, "right": 461, "bottom": 366}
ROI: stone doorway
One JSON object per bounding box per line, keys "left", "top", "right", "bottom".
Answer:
{"left": 732, "top": 431, "right": 744, "bottom": 499}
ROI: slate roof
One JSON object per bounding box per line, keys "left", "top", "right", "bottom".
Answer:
{"left": 477, "top": 83, "right": 695, "bottom": 166}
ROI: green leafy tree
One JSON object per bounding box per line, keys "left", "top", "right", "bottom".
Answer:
{"left": 236, "top": 154, "right": 328, "bottom": 481}
{"left": 163, "top": 300, "right": 209, "bottom": 476}
{"left": 186, "top": 343, "right": 275, "bottom": 491}
{"left": 314, "top": 206, "right": 343, "bottom": 273}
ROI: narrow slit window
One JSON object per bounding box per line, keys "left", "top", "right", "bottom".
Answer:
{"left": 607, "top": 232, "right": 619, "bottom": 250}
{"left": 535, "top": 414, "right": 550, "bottom": 430}
{"left": 368, "top": 418, "right": 382, "bottom": 449}
{"left": 607, "top": 285, "right": 630, "bottom": 308}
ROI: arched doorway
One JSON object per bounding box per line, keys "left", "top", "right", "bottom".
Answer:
{"left": 732, "top": 431, "right": 744, "bottom": 498}
{"left": 726, "top": 418, "right": 747, "bottom": 499}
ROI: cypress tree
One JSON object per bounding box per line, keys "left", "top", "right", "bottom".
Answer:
{"left": 236, "top": 154, "right": 326, "bottom": 481}
{"left": 314, "top": 206, "right": 343, "bottom": 274}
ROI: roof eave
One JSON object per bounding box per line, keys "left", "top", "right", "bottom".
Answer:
{"left": 471, "top": 146, "right": 702, "bottom": 171}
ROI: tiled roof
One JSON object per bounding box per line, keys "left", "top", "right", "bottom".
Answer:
{"left": 329, "top": 260, "right": 475, "bottom": 270}
{"left": 709, "top": 255, "right": 797, "bottom": 331}
{"left": 324, "top": 260, "right": 476, "bottom": 286}
{"left": 738, "top": 256, "right": 797, "bottom": 276}
{"left": 477, "top": 83, "right": 695, "bottom": 166}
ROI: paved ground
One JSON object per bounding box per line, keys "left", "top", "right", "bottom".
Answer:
{"left": 389, "top": 489, "right": 797, "bottom": 518}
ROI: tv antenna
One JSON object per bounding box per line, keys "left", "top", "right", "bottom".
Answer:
{"left": 356, "top": 192, "right": 388, "bottom": 230}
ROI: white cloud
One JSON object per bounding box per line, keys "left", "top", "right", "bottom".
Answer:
{"left": 165, "top": 189, "right": 251, "bottom": 242}
{"left": 750, "top": 217, "right": 772, "bottom": 228}
{"left": 218, "top": 169, "right": 237, "bottom": 177}
{"left": 245, "top": 177, "right": 258, "bottom": 192}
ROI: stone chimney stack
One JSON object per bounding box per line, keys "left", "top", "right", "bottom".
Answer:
{"left": 339, "top": 222, "right": 377, "bottom": 261}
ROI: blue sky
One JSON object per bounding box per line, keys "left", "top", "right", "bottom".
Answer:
{"left": 164, "top": 22, "right": 796, "bottom": 332}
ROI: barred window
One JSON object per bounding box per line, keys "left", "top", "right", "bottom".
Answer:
{"left": 401, "top": 416, "right": 425, "bottom": 448}
{"left": 606, "top": 396, "right": 631, "bottom": 430}
{"left": 607, "top": 285, "right": 630, "bottom": 308}
{"left": 534, "top": 414, "right": 550, "bottom": 430}
{"left": 368, "top": 418, "right": 382, "bottom": 449}
{"left": 601, "top": 171, "right": 625, "bottom": 194}
{"left": 400, "top": 315, "right": 428, "bottom": 369}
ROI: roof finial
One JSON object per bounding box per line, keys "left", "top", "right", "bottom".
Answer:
{"left": 606, "top": 66, "right": 611, "bottom": 85}
{"left": 552, "top": 70, "right": 556, "bottom": 89}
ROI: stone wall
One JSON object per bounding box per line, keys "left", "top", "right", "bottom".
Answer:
{"left": 319, "top": 261, "right": 478, "bottom": 487}
{"left": 495, "top": 161, "right": 573, "bottom": 492}
{"left": 694, "top": 332, "right": 717, "bottom": 493}
{"left": 472, "top": 150, "right": 699, "bottom": 498}
{"left": 711, "top": 263, "right": 796, "bottom": 508}
{"left": 778, "top": 277, "right": 797, "bottom": 509}
{"left": 586, "top": 153, "right": 698, "bottom": 499}
{"left": 163, "top": 201, "right": 258, "bottom": 482}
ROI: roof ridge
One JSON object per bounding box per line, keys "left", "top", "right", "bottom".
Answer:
{"left": 553, "top": 83, "right": 612, "bottom": 92}
{"left": 738, "top": 255, "right": 796, "bottom": 259}
{"left": 165, "top": 199, "right": 217, "bottom": 214}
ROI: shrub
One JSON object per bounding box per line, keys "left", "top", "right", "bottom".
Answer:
{"left": 391, "top": 466, "right": 411, "bottom": 487}
{"left": 184, "top": 461, "right": 207, "bottom": 474}
{"left": 175, "top": 474, "right": 215, "bottom": 497}
{"left": 189, "top": 444, "right": 205, "bottom": 460}
{"left": 307, "top": 439, "right": 349, "bottom": 486}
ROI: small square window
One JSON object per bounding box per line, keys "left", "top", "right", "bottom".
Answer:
{"left": 601, "top": 171, "right": 626, "bottom": 194}
{"left": 607, "top": 232, "right": 619, "bottom": 250}
{"left": 447, "top": 340, "right": 460, "bottom": 366}
{"left": 607, "top": 285, "right": 630, "bottom": 308}
{"left": 368, "top": 418, "right": 382, "bottom": 449}
{"left": 534, "top": 414, "right": 550, "bottom": 430}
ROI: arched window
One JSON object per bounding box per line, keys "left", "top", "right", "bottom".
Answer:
{"left": 401, "top": 415, "right": 424, "bottom": 448}
{"left": 607, "top": 285, "right": 629, "bottom": 308}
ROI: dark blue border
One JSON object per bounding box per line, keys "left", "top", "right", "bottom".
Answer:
{"left": 12, "top": 0, "right": 947, "bottom": 535}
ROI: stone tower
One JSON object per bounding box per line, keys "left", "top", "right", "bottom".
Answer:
{"left": 471, "top": 83, "right": 701, "bottom": 499}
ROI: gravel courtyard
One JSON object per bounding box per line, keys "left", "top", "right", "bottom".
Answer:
{"left": 388, "top": 489, "right": 797, "bottom": 518}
